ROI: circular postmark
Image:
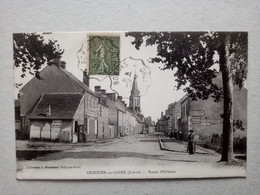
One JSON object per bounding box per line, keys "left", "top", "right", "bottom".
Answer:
{"left": 110, "top": 57, "right": 151, "bottom": 97}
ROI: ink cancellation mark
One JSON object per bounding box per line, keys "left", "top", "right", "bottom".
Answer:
{"left": 110, "top": 57, "right": 152, "bottom": 97}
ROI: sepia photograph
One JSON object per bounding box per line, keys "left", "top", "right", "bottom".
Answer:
{"left": 13, "top": 31, "right": 247, "bottom": 180}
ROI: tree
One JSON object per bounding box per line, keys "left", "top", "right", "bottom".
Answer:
{"left": 13, "top": 33, "right": 64, "bottom": 86}
{"left": 126, "top": 31, "right": 247, "bottom": 162}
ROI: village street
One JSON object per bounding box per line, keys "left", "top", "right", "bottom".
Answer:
{"left": 17, "top": 132, "right": 220, "bottom": 163}
{"left": 16, "top": 132, "right": 246, "bottom": 179}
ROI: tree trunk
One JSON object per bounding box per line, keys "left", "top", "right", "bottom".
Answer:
{"left": 219, "top": 34, "right": 235, "bottom": 162}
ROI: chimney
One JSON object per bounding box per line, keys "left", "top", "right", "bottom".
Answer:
{"left": 60, "top": 61, "right": 66, "bottom": 69}
{"left": 53, "top": 56, "right": 61, "bottom": 68}
{"left": 107, "top": 93, "right": 116, "bottom": 101}
{"left": 83, "top": 69, "right": 89, "bottom": 87}
{"left": 95, "top": 86, "right": 101, "bottom": 92}
{"left": 47, "top": 104, "right": 51, "bottom": 117}
{"left": 117, "top": 96, "right": 122, "bottom": 101}
{"left": 100, "top": 89, "right": 106, "bottom": 95}
{"left": 122, "top": 101, "right": 127, "bottom": 108}
{"left": 161, "top": 112, "right": 163, "bottom": 118}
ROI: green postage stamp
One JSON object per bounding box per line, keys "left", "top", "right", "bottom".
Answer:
{"left": 88, "top": 34, "right": 120, "bottom": 75}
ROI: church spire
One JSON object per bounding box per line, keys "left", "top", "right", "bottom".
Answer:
{"left": 131, "top": 74, "right": 140, "bottom": 95}
{"left": 129, "top": 74, "right": 141, "bottom": 112}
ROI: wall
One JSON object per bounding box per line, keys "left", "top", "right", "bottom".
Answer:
{"left": 106, "top": 99, "right": 119, "bottom": 138}
{"left": 30, "top": 120, "right": 73, "bottom": 142}
{"left": 97, "top": 104, "right": 109, "bottom": 139}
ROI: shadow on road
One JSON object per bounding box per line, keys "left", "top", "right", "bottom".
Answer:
{"left": 17, "top": 150, "right": 197, "bottom": 163}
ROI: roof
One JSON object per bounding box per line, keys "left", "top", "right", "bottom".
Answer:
{"left": 60, "top": 68, "right": 97, "bottom": 97}
{"left": 29, "top": 93, "right": 83, "bottom": 120}
{"left": 144, "top": 118, "right": 154, "bottom": 126}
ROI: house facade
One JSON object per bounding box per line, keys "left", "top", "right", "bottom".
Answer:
{"left": 179, "top": 74, "right": 247, "bottom": 142}
{"left": 19, "top": 59, "right": 99, "bottom": 142}
{"left": 29, "top": 93, "right": 84, "bottom": 142}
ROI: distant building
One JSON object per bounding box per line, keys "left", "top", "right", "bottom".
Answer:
{"left": 144, "top": 117, "right": 155, "bottom": 134}
{"left": 157, "top": 112, "right": 168, "bottom": 134}
{"left": 128, "top": 73, "right": 144, "bottom": 134}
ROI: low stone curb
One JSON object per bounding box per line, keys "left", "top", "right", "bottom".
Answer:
{"left": 158, "top": 136, "right": 210, "bottom": 155}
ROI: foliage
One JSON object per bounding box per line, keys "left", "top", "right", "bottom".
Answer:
{"left": 126, "top": 31, "right": 247, "bottom": 162}
{"left": 233, "top": 136, "right": 247, "bottom": 154}
{"left": 126, "top": 32, "right": 247, "bottom": 101}
{"left": 13, "top": 33, "right": 64, "bottom": 85}
{"left": 233, "top": 120, "right": 245, "bottom": 131}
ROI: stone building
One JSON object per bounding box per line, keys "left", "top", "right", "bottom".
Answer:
{"left": 29, "top": 93, "right": 84, "bottom": 142}
{"left": 19, "top": 58, "right": 99, "bottom": 142}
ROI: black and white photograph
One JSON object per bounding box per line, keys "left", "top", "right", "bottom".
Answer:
{"left": 14, "top": 31, "right": 247, "bottom": 180}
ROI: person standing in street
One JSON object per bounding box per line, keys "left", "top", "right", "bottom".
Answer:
{"left": 187, "top": 130, "right": 195, "bottom": 154}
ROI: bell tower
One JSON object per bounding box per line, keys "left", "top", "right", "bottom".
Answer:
{"left": 129, "top": 74, "right": 141, "bottom": 112}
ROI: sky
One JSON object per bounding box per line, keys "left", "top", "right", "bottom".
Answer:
{"left": 14, "top": 32, "right": 187, "bottom": 121}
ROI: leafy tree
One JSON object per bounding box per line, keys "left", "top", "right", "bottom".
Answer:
{"left": 126, "top": 31, "right": 247, "bottom": 162}
{"left": 13, "top": 33, "right": 64, "bottom": 86}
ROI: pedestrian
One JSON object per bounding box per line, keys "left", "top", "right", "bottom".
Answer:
{"left": 169, "top": 130, "right": 173, "bottom": 139}
{"left": 144, "top": 130, "right": 147, "bottom": 138}
{"left": 187, "top": 130, "right": 195, "bottom": 155}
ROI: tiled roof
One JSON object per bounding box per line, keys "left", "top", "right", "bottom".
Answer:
{"left": 60, "top": 68, "right": 97, "bottom": 97}
{"left": 29, "top": 93, "right": 83, "bottom": 119}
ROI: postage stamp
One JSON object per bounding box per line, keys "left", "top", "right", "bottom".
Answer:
{"left": 87, "top": 33, "right": 120, "bottom": 75}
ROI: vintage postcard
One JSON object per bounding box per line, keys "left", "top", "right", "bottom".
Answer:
{"left": 14, "top": 31, "right": 247, "bottom": 180}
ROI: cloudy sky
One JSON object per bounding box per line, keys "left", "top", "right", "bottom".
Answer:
{"left": 14, "top": 32, "right": 186, "bottom": 121}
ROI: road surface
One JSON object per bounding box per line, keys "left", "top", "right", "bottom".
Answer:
{"left": 16, "top": 133, "right": 246, "bottom": 179}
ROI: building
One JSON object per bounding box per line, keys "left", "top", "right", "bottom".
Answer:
{"left": 95, "top": 87, "right": 109, "bottom": 140}
{"left": 128, "top": 73, "right": 144, "bottom": 133}
{"left": 156, "top": 112, "right": 168, "bottom": 134}
{"left": 19, "top": 58, "right": 99, "bottom": 142}
{"left": 144, "top": 117, "right": 155, "bottom": 134}
{"left": 106, "top": 93, "right": 119, "bottom": 138}
{"left": 29, "top": 93, "right": 84, "bottom": 142}
{"left": 165, "top": 102, "right": 177, "bottom": 135}
{"left": 179, "top": 74, "right": 247, "bottom": 142}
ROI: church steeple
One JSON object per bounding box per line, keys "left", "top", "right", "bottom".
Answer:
{"left": 129, "top": 74, "right": 141, "bottom": 112}
{"left": 131, "top": 74, "right": 140, "bottom": 95}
